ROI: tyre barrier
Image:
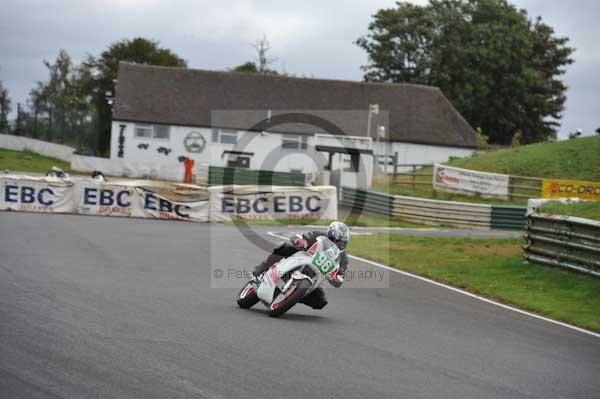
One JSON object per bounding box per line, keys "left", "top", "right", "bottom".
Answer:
{"left": 340, "top": 186, "right": 526, "bottom": 229}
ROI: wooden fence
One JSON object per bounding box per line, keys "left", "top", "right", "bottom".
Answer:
{"left": 389, "top": 163, "right": 542, "bottom": 201}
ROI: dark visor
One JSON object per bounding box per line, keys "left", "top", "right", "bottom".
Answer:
{"left": 331, "top": 237, "right": 347, "bottom": 250}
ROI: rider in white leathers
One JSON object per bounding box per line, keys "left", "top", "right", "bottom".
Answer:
{"left": 253, "top": 221, "right": 350, "bottom": 309}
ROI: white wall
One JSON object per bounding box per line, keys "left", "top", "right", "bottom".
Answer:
{"left": 110, "top": 121, "right": 473, "bottom": 185}
{"left": 0, "top": 134, "right": 76, "bottom": 162}
{"left": 110, "top": 121, "right": 326, "bottom": 174}
{"left": 373, "top": 141, "right": 475, "bottom": 173}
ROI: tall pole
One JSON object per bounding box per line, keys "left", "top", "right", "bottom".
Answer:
{"left": 366, "top": 109, "right": 372, "bottom": 141}
{"left": 375, "top": 125, "right": 380, "bottom": 168}
{"left": 33, "top": 103, "right": 38, "bottom": 139}
{"left": 47, "top": 109, "right": 53, "bottom": 141}
{"left": 15, "top": 103, "right": 21, "bottom": 136}
{"left": 378, "top": 125, "right": 388, "bottom": 174}
{"left": 377, "top": 125, "right": 387, "bottom": 174}
{"left": 59, "top": 107, "right": 65, "bottom": 144}
{"left": 385, "top": 138, "right": 389, "bottom": 175}
{"left": 368, "top": 104, "right": 379, "bottom": 170}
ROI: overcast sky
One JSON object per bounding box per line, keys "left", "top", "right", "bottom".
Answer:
{"left": 1, "top": 0, "right": 598, "bottom": 139}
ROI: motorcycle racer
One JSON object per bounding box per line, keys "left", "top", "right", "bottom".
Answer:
{"left": 252, "top": 221, "right": 350, "bottom": 310}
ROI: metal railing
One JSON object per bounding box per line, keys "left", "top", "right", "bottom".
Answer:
{"left": 341, "top": 186, "right": 527, "bottom": 229}
{"left": 391, "top": 194, "right": 492, "bottom": 228}
{"left": 523, "top": 213, "right": 600, "bottom": 277}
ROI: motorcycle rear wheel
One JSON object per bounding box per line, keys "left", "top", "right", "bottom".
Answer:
{"left": 268, "top": 279, "right": 312, "bottom": 317}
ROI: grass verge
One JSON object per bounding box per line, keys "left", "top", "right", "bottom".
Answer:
{"left": 373, "top": 136, "right": 600, "bottom": 206}
{"left": 348, "top": 234, "right": 600, "bottom": 332}
{"left": 0, "top": 148, "right": 72, "bottom": 174}
{"left": 449, "top": 136, "right": 600, "bottom": 181}
{"left": 538, "top": 201, "right": 600, "bottom": 222}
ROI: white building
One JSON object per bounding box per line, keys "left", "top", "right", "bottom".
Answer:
{"left": 110, "top": 62, "right": 476, "bottom": 187}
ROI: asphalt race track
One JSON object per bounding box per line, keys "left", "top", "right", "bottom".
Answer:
{"left": 1, "top": 213, "right": 599, "bottom": 398}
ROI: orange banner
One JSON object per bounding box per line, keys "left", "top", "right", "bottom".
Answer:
{"left": 541, "top": 179, "right": 600, "bottom": 200}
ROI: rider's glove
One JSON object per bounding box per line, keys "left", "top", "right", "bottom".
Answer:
{"left": 290, "top": 234, "right": 308, "bottom": 250}
{"left": 328, "top": 270, "right": 344, "bottom": 288}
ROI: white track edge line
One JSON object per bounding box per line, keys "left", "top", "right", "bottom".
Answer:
{"left": 267, "top": 231, "right": 600, "bottom": 339}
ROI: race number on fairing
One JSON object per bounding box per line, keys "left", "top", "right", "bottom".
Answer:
{"left": 312, "top": 251, "right": 335, "bottom": 275}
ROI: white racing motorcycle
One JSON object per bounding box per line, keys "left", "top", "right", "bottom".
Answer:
{"left": 237, "top": 236, "right": 340, "bottom": 317}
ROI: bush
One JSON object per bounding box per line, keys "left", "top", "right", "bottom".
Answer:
{"left": 475, "top": 127, "right": 490, "bottom": 150}
{"left": 511, "top": 130, "right": 522, "bottom": 147}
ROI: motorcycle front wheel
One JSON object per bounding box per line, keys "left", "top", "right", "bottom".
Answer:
{"left": 268, "top": 279, "right": 312, "bottom": 318}
{"left": 237, "top": 281, "right": 259, "bottom": 309}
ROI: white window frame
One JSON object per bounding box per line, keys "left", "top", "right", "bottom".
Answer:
{"left": 134, "top": 124, "right": 171, "bottom": 140}
{"left": 281, "top": 135, "right": 308, "bottom": 150}
{"left": 219, "top": 129, "right": 238, "bottom": 144}
{"left": 212, "top": 129, "right": 238, "bottom": 144}
{"left": 152, "top": 125, "right": 171, "bottom": 140}
{"left": 134, "top": 124, "right": 153, "bottom": 139}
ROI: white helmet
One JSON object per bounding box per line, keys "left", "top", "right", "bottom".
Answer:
{"left": 327, "top": 221, "right": 350, "bottom": 250}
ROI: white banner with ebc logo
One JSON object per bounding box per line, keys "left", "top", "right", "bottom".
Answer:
{"left": 0, "top": 177, "right": 74, "bottom": 213}
{"left": 75, "top": 181, "right": 135, "bottom": 217}
{"left": 133, "top": 187, "right": 210, "bottom": 222}
{"left": 1, "top": 175, "right": 335, "bottom": 223}
{"left": 433, "top": 164, "right": 509, "bottom": 199}
{"left": 209, "top": 185, "right": 338, "bottom": 221}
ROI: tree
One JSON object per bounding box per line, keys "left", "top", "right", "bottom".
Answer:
{"left": 231, "top": 35, "right": 279, "bottom": 75}
{"left": 27, "top": 50, "right": 91, "bottom": 144}
{"left": 28, "top": 81, "right": 54, "bottom": 141}
{"left": 356, "top": 3, "right": 435, "bottom": 84}
{"left": 0, "top": 81, "right": 11, "bottom": 134}
{"left": 28, "top": 83, "right": 44, "bottom": 139}
{"left": 356, "top": 0, "right": 574, "bottom": 144}
{"left": 82, "top": 38, "right": 187, "bottom": 155}
{"left": 232, "top": 61, "right": 259, "bottom": 74}
{"left": 252, "top": 35, "right": 277, "bottom": 74}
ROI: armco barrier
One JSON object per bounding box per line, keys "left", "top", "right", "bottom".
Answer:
{"left": 339, "top": 187, "right": 392, "bottom": 216}
{"left": 341, "top": 186, "right": 526, "bottom": 229}
{"left": 523, "top": 213, "right": 600, "bottom": 277}
{"left": 208, "top": 166, "right": 305, "bottom": 186}
{"left": 491, "top": 205, "right": 528, "bottom": 229}
{"left": 391, "top": 195, "right": 491, "bottom": 228}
